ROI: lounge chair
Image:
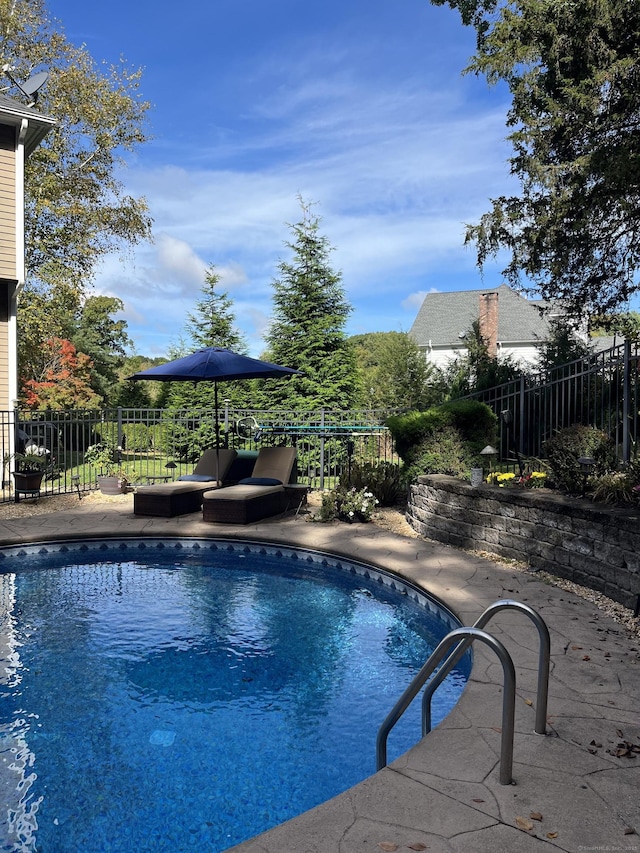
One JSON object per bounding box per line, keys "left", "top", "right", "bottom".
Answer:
{"left": 202, "top": 446, "right": 296, "bottom": 524}
{"left": 133, "top": 448, "right": 237, "bottom": 517}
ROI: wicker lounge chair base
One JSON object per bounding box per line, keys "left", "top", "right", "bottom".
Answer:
{"left": 202, "top": 484, "right": 287, "bottom": 524}
{"left": 134, "top": 482, "right": 217, "bottom": 518}
{"left": 134, "top": 448, "right": 237, "bottom": 518}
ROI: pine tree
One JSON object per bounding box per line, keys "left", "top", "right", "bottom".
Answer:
{"left": 261, "top": 200, "right": 359, "bottom": 410}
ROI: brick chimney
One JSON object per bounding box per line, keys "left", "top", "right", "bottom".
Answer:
{"left": 479, "top": 292, "right": 498, "bottom": 357}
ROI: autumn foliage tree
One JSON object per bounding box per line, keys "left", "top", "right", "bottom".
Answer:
{"left": 22, "top": 338, "right": 101, "bottom": 410}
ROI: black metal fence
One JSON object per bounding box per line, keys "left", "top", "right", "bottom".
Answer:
{"left": 466, "top": 339, "right": 640, "bottom": 467}
{"left": 1, "top": 406, "right": 400, "bottom": 503}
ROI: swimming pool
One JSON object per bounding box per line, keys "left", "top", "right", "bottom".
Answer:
{"left": 0, "top": 538, "right": 470, "bottom": 853}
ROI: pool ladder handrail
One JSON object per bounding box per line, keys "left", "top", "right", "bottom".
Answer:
{"left": 375, "top": 599, "right": 551, "bottom": 785}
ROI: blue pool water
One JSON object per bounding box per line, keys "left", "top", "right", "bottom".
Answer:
{"left": 0, "top": 539, "right": 470, "bottom": 853}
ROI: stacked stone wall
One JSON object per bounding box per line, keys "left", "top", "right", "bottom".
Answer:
{"left": 407, "top": 475, "right": 640, "bottom": 610}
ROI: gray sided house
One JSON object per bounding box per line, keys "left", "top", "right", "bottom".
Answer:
{"left": 0, "top": 93, "right": 55, "bottom": 410}
{"left": 409, "top": 284, "right": 563, "bottom": 370}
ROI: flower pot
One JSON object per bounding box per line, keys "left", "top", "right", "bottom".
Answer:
{"left": 97, "top": 476, "right": 127, "bottom": 495}
{"left": 13, "top": 470, "right": 44, "bottom": 502}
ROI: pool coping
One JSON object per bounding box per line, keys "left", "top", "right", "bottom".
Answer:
{"left": 0, "top": 497, "right": 638, "bottom": 851}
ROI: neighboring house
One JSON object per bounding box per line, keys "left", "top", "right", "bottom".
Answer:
{"left": 409, "top": 284, "right": 565, "bottom": 370}
{"left": 0, "top": 93, "right": 55, "bottom": 412}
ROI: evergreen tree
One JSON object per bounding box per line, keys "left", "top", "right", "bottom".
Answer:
{"left": 166, "top": 265, "right": 249, "bottom": 413}
{"left": 536, "top": 318, "right": 593, "bottom": 374}
{"left": 260, "top": 201, "right": 359, "bottom": 410}
{"left": 443, "top": 321, "right": 525, "bottom": 397}
{"left": 351, "top": 331, "right": 444, "bottom": 410}
{"left": 434, "top": 0, "right": 640, "bottom": 317}
{"left": 184, "top": 266, "right": 247, "bottom": 353}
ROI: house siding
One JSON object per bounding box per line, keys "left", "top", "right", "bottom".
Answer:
{"left": 421, "top": 342, "right": 541, "bottom": 371}
{"left": 0, "top": 283, "right": 10, "bottom": 408}
{"left": 0, "top": 124, "right": 16, "bottom": 281}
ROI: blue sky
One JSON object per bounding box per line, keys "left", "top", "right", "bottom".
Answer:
{"left": 48, "top": 0, "right": 514, "bottom": 357}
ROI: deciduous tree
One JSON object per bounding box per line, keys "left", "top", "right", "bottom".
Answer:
{"left": 22, "top": 337, "right": 101, "bottom": 410}
{"left": 3, "top": 0, "right": 152, "bottom": 381}
{"left": 73, "top": 295, "right": 132, "bottom": 401}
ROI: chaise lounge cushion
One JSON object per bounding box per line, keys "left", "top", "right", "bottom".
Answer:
{"left": 134, "top": 448, "right": 237, "bottom": 517}
{"left": 177, "top": 473, "right": 217, "bottom": 482}
{"left": 202, "top": 446, "right": 296, "bottom": 525}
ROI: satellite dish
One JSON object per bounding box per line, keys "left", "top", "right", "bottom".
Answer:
{"left": 21, "top": 71, "right": 49, "bottom": 99}
{"left": 3, "top": 67, "right": 49, "bottom": 106}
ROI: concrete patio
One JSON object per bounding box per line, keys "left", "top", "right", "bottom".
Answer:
{"left": 0, "top": 493, "right": 638, "bottom": 852}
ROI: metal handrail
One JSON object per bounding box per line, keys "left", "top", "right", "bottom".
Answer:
{"left": 376, "top": 627, "right": 517, "bottom": 785}
{"left": 422, "top": 599, "right": 550, "bottom": 737}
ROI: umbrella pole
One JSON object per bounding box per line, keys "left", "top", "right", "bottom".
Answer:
{"left": 214, "top": 381, "right": 221, "bottom": 487}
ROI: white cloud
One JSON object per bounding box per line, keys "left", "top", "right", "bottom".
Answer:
{"left": 156, "top": 234, "right": 207, "bottom": 291}
{"left": 96, "top": 40, "right": 514, "bottom": 356}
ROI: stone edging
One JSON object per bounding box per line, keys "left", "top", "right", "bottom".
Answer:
{"left": 407, "top": 474, "right": 640, "bottom": 610}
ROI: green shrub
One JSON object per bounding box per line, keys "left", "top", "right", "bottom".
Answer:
{"left": 439, "top": 399, "right": 497, "bottom": 455}
{"left": 318, "top": 492, "right": 337, "bottom": 522}
{"left": 403, "top": 423, "right": 476, "bottom": 483}
{"left": 387, "top": 401, "right": 496, "bottom": 462}
{"left": 122, "top": 423, "right": 152, "bottom": 453}
{"left": 543, "top": 424, "right": 617, "bottom": 493}
{"left": 339, "top": 460, "right": 404, "bottom": 506}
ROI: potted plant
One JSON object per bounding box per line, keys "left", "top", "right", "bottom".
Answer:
{"left": 84, "top": 441, "right": 136, "bottom": 494}
{"left": 12, "top": 451, "right": 48, "bottom": 500}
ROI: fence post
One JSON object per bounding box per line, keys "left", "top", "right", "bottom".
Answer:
{"left": 518, "top": 376, "right": 525, "bottom": 458}
{"left": 117, "top": 407, "right": 124, "bottom": 450}
{"left": 623, "top": 339, "right": 631, "bottom": 464}
{"left": 320, "top": 408, "right": 325, "bottom": 490}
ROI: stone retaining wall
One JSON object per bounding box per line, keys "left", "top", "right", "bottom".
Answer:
{"left": 407, "top": 474, "right": 640, "bottom": 610}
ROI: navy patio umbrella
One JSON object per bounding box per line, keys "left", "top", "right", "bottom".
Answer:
{"left": 127, "top": 347, "right": 302, "bottom": 462}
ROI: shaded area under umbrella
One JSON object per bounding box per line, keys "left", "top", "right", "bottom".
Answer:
{"left": 126, "top": 347, "right": 302, "bottom": 469}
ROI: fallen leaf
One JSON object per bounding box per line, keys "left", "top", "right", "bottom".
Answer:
{"left": 472, "top": 798, "right": 485, "bottom": 803}
{"left": 407, "top": 844, "right": 428, "bottom": 851}
{"left": 524, "top": 699, "right": 533, "bottom": 706}
{"left": 546, "top": 831, "right": 559, "bottom": 839}
{"left": 516, "top": 816, "right": 534, "bottom": 832}
{"left": 582, "top": 655, "right": 591, "bottom": 661}
{"left": 571, "top": 645, "right": 582, "bottom": 650}
{"left": 616, "top": 729, "right": 624, "bottom": 738}
{"left": 378, "top": 844, "right": 399, "bottom": 852}
{"left": 530, "top": 811, "right": 543, "bottom": 821}
{"left": 623, "top": 827, "right": 636, "bottom": 835}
